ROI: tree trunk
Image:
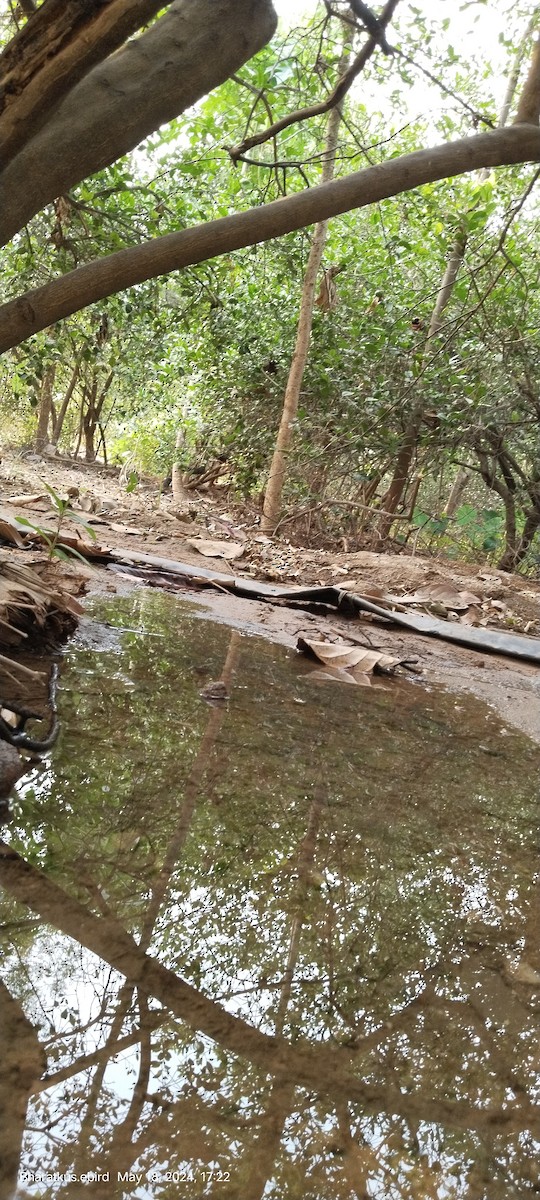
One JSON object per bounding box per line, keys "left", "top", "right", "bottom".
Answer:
{"left": 50, "top": 352, "right": 81, "bottom": 445}
{"left": 82, "top": 369, "right": 113, "bottom": 461}
{"left": 0, "top": 0, "right": 172, "bottom": 169}
{"left": 170, "top": 424, "right": 190, "bottom": 502}
{"left": 34, "top": 363, "right": 56, "bottom": 451}
{"left": 261, "top": 29, "right": 353, "bottom": 532}
{"left": 0, "top": 980, "right": 46, "bottom": 1199}
{"left": 498, "top": 483, "right": 540, "bottom": 571}
{"left": 376, "top": 414, "right": 423, "bottom": 539}
{"left": 377, "top": 228, "right": 468, "bottom": 540}
{"left": 443, "top": 466, "right": 471, "bottom": 517}
{"left": 83, "top": 378, "right": 98, "bottom": 462}
{"left": 497, "top": 525, "right": 539, "bottom": 572}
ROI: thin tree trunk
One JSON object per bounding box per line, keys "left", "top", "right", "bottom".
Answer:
{"left": 34, "top": 363, "right": 56, "bottom": 451}
{"left": 171, "top": 423, "right": 190, "bottom": 502}
{"left": 443, "top": 465, "right": 471, "bottom": 517}
{"left": 82, "top": 369, "right": 114, "bottom": 462}
{"left": 83, "top": 376, "right": 98, "bottom": 462}
{"left": 261, "top": 28, "right": 353, "bottom": 532}
{"left": 498, "top": 518, "right": 540, "bottom": 571}
{"left": 377, "top": 227, "right": 468, "bottom": 540}
{"left": 51, "top": 352, "right": 82, "bottom": 445}
{"left": 498, "top": 480, "right": 540, "bottom": 570}
{"left": 240, "top": 790, "right": 325, "bottom": 1200}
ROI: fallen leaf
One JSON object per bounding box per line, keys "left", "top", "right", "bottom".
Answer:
{"left": 108, "top": 522, "right": 145, "bottom": 535}
{"left": 400, "top": 584, "right": 480, "bottom": 611}
{"left": 297, "top": 637, "right": 402, "bottom": 675}
{"left": 459, "top": 606, "right": 482, "bottom": 625}
{"left": 459, "top": 589, "right": 483, "bottom": 605}
{"left": 77, "top": 495, "right": 97, "bottom": 513}
{"left": 49, "top": 591, "right": 85, "bottom": 617}
{"left": 187, "top": 538, "right": 244, "bottom": 560}
{"left": 0, "top": 516, "right": 27, "bottom": 547}
{"left": 55, "top": 535, "right": 111, "bottom": 559}
{"left": 6, "top": 492, "right": 48, "bottom": 505}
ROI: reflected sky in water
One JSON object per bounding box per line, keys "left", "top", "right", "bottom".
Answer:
{"left": 1, "top": 589, "right": 539, "bottom": 1199}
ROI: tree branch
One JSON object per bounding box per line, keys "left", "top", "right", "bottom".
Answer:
{"left": 0, "top": 0, "right": 278, "bottom": 244}
{"left": 1, "top": 838, "right": 539, "bottom": 1138}
{"left": 514, "top": 35, "right": 540, "bottom": 123}
{"left": 0, "top": 0, "right": 173, "bottom": 167}
{"left": 1, "top": 125, "right": 539, "bottom": 353}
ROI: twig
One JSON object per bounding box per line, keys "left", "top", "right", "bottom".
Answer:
{"left": 0, "top": 654, "right": 44, "bottom": 682}
{"left": 226, "top": 0, "right": 400, "bottom": 163}
{"left": 272, "top": 497, "right": 411, "bottom": 535}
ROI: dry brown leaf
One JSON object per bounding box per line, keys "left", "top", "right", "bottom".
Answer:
{"left": 55, "top": 534, "right": 111, "bottom": 559}
{"left": 459, "top": 606, "right": 482, "bottom": 626}
{"left": 402, "top": 584, "right": 479, "bottom": 611}
{"left": 186, "top": 538, "right": 244, "bottom": 560}
{"left": 459, "top": 589, "right": 483, "bottom": 605}
{"left": 49, "top": 591, "right": 85, "bottom": 617}
{"left": 108, "top": 522, "right": 145, "bottom": 536}
{"left": 77, "top": 495, "right": 97, "bottom": 513}
{"left": 360, "top": 585, "right": 386, "bottom": 599}
{"left": 297, "top": 637, "right": 401, "bottom": 675}
{"left": 6, "top": 492, "right": 48, "bottom": 506}
{"left": 0, "top": 516, "right": 27, "bottom": 548}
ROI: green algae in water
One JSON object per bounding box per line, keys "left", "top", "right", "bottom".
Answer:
{"left": 1, "top": 589, "right": 539, "bottom": 1199}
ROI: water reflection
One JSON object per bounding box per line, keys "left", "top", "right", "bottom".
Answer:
{"left": 1, "top": 590, "right": 539, "bottom": 1199}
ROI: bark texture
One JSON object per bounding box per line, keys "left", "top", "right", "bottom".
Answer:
{"left": 0, "top": 979, "right": 46, "bottom": 1197}
{"left": 34, "top": 363, "right": 56, "bottom": 452}
{"left": 1, "top": 126, "right": 539, "bottom": 354}
{"left": 0, "top": 0, "right": 171, "bottom": 167}
{"left": 514, "top": 36, "right": 540, "bottom": 123}
{"left": 0, "top": 0, "right": 277, "bottom": 245}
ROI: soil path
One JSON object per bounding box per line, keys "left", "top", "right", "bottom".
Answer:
{"left": 1, "top": 450, "right": 540, "bottom": 741}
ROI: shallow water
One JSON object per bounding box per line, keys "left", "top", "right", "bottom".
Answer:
{"left": 1, "top": 590, "right": 539, "bottom": 1199}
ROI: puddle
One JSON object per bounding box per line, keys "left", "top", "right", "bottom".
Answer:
{"left": 0, "top": 589, "right": 539, "bottom": 1199}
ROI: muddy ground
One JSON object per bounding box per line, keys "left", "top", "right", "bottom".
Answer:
{"left": 1, "top": 448, "right": 540, "bottom": 742}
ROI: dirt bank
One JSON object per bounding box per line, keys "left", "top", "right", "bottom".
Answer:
{"left": 1, "top": 449, "right": 540, "bottom": 741}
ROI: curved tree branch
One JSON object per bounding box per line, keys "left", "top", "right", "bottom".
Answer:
{"left": 1, "top": 125, "right": 539, "bottom": 353}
